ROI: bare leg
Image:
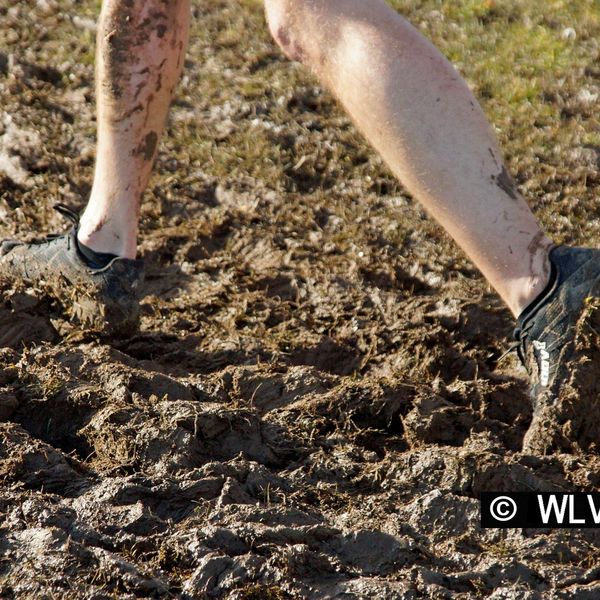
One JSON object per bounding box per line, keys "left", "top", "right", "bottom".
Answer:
{"left": 264, "top": 0, "right": 552, "bottom": 317}
{"left": 77, "top": 0, "right": 190, "bottom": 259}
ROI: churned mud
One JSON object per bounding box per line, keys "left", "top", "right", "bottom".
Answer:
{"left": 1, "top": 0, "right": 600, "bottom": 598}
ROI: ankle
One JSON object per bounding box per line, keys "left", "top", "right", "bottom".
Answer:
{"left": 510, "top": 241, "right": 554, "bottom": 318}
{"left": 77, "top": 218, "right": 137, "bottom": 259}
{"left": 515, "top": 269, "right": 556, "bottom": 321}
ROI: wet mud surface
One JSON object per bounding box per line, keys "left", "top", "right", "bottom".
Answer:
{"left": 1, "top": 0, "right": 600, "bottom": 598}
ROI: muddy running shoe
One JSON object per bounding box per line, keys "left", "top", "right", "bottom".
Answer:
{"left": 512, "top": 245, "right": 600, "bottom": 455}
{"left": 0, "top": 204, "right": 144, "bottom": 336}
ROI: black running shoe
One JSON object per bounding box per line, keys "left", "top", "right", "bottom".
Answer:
{"left": 512, "top": 245, "right": 600, "bottom": 454}
{"left": 0, "top": 204, "right": 144, "bottom": 336}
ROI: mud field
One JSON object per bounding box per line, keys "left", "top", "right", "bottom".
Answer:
{"left": 1, "top": 1, "right": 600, "bottom": 598}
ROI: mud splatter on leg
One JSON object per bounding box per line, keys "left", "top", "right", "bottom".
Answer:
{"left": 491, "top": 166, "right": 520, "bottom": 201}
{"left": 78, "top": 0, "right": 191, "bottom": 258}
{"left": 135, "top": 131, "right": 158, "bottom": 162}
{"left": 274, "top": 26, "right": 306, "bottom": 62}
{"left": 99, "top": 0, "right": 174, "bottom": 122}
{"left": 528, "top": 231, "right": 550, "bottom": 280}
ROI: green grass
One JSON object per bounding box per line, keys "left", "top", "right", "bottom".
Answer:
{"left": 2, "top": 0, "right": 599, "bottom": 247}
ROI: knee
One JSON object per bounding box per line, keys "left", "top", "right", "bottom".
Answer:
{"left": 264, "top": 0, "right": 311, "bottom": 64}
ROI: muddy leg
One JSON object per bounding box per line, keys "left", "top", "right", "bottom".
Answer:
{"left": 265, "top": 0, "right": 552, "bottom": 317}
{"left": 77, "top": 0, "right": 191, "bottom": 259}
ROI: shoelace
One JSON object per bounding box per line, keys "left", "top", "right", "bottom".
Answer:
{"left": 498, "top": 319, "right": 535, "bottom": 370}
{"left": 41, "top": 203, "right": 80, "bottom": 243}
{"left": 53, "top": 203, "right": 80, "bottom": 225}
